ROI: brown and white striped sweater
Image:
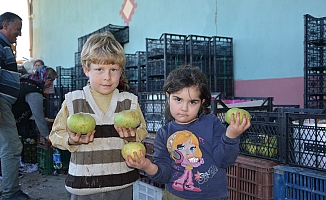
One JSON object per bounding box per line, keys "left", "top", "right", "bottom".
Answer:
{"left": 51, "top": 86, "right": 147, "bottom": 195}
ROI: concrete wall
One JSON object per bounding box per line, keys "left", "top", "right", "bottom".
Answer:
{"left": 31, "top": 0, "right": 326, "bottom": 107}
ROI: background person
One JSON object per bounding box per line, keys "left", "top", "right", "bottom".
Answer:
{"left": 0, "top": 12, "right": 38, "bottom": 200}
{"left": 13, "top": 66, "right": 58, "bottom": 139}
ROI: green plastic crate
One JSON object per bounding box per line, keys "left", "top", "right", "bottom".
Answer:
{"left": 37, "top": 146, "right": 71, "bottom": 175}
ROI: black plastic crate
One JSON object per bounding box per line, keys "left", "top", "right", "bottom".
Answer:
{"left": 286, "top": 111, "right": 326, "bottom": 171}
{"left": 78, "top": 24, "right": 129, "bottom": 52}
{"left": 75, "top": 77, "right": 88, "bottom": 90}
{"left": 304, "top": 14, "right": 326, "bottom": 45}
{"left": 74, "top": 64, "right": 86, "bottom": 79}
{"left": 75, "top": 52, "right": 81, "bottom": 66}
{"left": 146, "top": 79, "right": 164, "bottom": 92}
{"left": 212, "top": 96, "right": 274, "bottom": 122}
{"left": 240, "top": 111, "right": 282, "bottom": 162}
{"left": 138, "top": 92, "right": 166, "bottom": 132}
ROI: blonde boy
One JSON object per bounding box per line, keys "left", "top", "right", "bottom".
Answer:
{"left": 49, "top": 32, "right": 147, "bottom": 200}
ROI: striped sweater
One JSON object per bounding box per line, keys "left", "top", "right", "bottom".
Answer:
{"left": 64, "top": 86, "right": 141, "bottom": 195}
{"left": 0, "top": 33, "right": 20, "bottom": 104}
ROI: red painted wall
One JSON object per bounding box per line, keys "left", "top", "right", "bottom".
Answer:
{"left": 234, "top": 77, "right": 304, "bottom": 108}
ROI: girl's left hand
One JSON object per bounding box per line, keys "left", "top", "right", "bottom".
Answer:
{"left": 226, "top": 112, "right": 251, "bottom": 138}
{"left": 125, "top": 150, "right": 152, "bottom": 170}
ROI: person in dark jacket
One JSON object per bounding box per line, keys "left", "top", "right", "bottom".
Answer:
{"left": 13, "top": 66, "right": 58, "bottom": 139}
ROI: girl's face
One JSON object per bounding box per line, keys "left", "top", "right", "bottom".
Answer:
{"left": 83, "top": 63, "right": 122, "bottom": 95}
{"left": 167, "top": 86, "right": 203, "bottom": 124}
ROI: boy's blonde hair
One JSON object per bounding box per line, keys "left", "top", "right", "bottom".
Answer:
{"left": 81, "top": 32, "right": 126, "bottom": 70}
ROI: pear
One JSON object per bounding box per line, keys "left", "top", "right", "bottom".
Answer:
{"left": 121, "top": 142, "right": 146, "bottom": 161}
{"left": 114, "top": 109, "right": 141, "bottom": 128}
{"left": 67, "top": 112, "right": 96, "bottom": 134}
{"left": 225, "top": 108, "right": 250, "bottom": 124}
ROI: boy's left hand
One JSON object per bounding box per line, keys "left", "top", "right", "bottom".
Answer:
{"left": 114, "top": 125, "right": 136, "bottom": 139}
{"left": 226, "top": 112, "right": 251, "bottom": 138}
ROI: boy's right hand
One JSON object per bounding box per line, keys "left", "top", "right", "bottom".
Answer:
{"left": 67, "top": 126, "right": 95, "bottom": 145}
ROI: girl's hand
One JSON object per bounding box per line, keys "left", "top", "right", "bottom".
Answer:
{"left": 226, "top": 112, "right": 251, "bottom": 138}
{"left": 67, "top": 126, "right": 95, "bottom": 145}
{"left": 125, "top": 150, "right": 154, "bottom": 171}
{"left": 114, "top": 125, "right": 136, "bottom": 138}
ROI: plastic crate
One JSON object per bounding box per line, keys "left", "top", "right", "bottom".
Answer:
{"left": 37, "top": 146, "right": 71, "bottom": 175}
{"left": 143, "top": 138, "right": 154, "bottom": 155}
{"left": 133, "top": 180, "right": 164, "bottom": 200}
{"left": 226, "top": 155, "right": 279, "bottom": 200}
{"left": 274, "top": 165, "right": 326, "bottom": 200}
{"left": 239, "top": 111, "right": 282, "bottom": 162}
{"left": 212, "top": 96, "right": 274, "bottom": 122}
{"left": 286, "top": 111, "right": 326, "bottom": 171}
{"left": 138, "top": 92, "right": 166, "bottom": 132}
{"left": 21, "top": 139, "right": 37, "bottom": 164}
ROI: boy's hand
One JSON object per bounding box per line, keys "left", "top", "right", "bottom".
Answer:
{"left": 114, "top": 125, "right": 136, "bottom": 139}
{"left": 226, "top": 112, "right": 251, "bottom": 138}
{"left": 67, "top": 126, "right": 95, "bottom": 145}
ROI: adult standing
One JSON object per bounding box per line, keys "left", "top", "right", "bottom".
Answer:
{"left": 0, "top": 12, "right": 37, "bottom": 200}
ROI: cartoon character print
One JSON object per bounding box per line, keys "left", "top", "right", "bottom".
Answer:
{"left": 167, "top": 130, "right": 204, "bottom": 192}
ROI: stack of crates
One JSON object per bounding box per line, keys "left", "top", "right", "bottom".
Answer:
{"left": 186, "top": 35, "right": 211, "bottom": 74}
{"left": 124, "top": 51, "right": 147, "bottom": 95}
{"left": 75, "top": 24, "right": 129, "bottom": 90}
{"left": 146, "top": 33, "right": 187, "bottom": 92}
{"left": 304, "top": 14, "right": 326, "bottom": 109}
{"left": 272, "top": 108, "right": 326, "bottom": 199}
{"left": 138, "top": 92, "right": 166, "bottom": 133}
{"left": 209, "top": 36, "right": 234, "bottom": 97}
{"left": 19, "top": 120, "right": 38, "bottom": 164}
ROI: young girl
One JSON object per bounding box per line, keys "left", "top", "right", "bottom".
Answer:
{"left": 125, "top": 65, "right": 251, "bottom": 200}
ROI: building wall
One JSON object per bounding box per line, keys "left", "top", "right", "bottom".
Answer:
{"left": 31, "top": 0, "right": 326, "bottom": 107}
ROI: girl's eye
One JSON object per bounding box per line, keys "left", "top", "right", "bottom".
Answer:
{"left": 175, "top": 97, "right": 181, "bottom": 102}
{"left": 190, "top": 101, "right": 197, "bottom": 105}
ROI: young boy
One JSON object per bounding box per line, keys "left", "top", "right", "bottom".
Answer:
{"left": 49, "top": 32, "right": 148, "bottom": 200}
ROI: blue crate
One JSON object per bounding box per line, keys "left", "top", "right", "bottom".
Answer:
{"left": 274, "top": 165, "right": 326, "bottom": 200}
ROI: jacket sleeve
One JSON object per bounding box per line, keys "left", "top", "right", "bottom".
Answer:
{"left": 49, "top": 100, "right": 79, "bottom": 152}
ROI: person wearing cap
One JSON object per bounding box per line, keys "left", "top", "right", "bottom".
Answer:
{"left": 13, "top": 66, "right": 58, "bottom": 139}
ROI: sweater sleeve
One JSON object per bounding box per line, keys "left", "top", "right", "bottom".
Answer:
{"left": 147, "top": 127, "right": 173, "bottom": 184}
{"left": 135, "top": 104, "right": 148, "bottom": 142}
{"left": 212, "top": 116, "right": 240, "bottom": 168}
{"left": 49, "top": 100, "right": 79, "bottom": 152}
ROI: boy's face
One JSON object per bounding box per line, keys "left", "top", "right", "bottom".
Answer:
{"left": 83, "top": 63, "right": 122, "bottom": 95}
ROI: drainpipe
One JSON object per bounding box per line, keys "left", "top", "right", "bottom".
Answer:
{"left": 27, "top": 0, "right": 33, "bottom": 57}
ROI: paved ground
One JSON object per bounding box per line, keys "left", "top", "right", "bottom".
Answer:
{"left": 0, "top": 170, "right": 67, "bottom": 200}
